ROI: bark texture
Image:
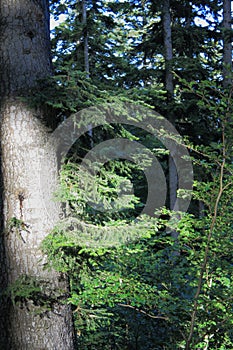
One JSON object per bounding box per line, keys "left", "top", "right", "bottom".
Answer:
{"left": 0, "top": 0, "right": 76, "bottom": 349}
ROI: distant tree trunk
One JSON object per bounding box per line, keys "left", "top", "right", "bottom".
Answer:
{"left": 82, "top": 0, "right": 90, "bottom": 77}
{"left": 0, "top": 0, "right": 76, "bottom": 348}
{"left": 162, "top": 0, "right": 179, "bottom": 218}
{"left": 163, "top": 0, "right": 174, "bottom": 99}
{"left": 223, "top": 0, "right": 232, "bottom": 87}
{"left": 81, "top": 0, "right": 93, "bottom": 146}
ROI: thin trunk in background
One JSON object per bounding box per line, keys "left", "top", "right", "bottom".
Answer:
{"left": 162, "top": 0, "right": 179, "bottom": 224}
{"left": 82, "top": 0, "right": 90, "bottom": 77}
{"left": 223, "top": 0, "right": 232, "bottom": 87}
{"left": 81, "top": 0, "right": 93, "bottom": 146}
{"left": 163, "top": 0, "right": 174, "bottom": 98}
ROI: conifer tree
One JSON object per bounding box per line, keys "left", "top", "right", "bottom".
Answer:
{"left": 0, "top": 0, "right": 75, "bottom": 348}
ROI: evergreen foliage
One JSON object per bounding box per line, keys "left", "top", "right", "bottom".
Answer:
{"left": 42, "top": 80, "right": 233, "bottom": 349}
{"left": 39, "top": 1, "right": 233, "bottom": 348}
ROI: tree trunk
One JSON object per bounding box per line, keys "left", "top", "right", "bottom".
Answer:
{"left": 0, "top": 0, "right": 76, "bottom": 348}
{"left": 82, "top": 0, "right": 90, "bottom": 78}
{"left": 81, "top": 0, "right": 93, "bottom": 146}
{"left": 223, "top": 0, "right": 232, "bottom": 87}
{"left": 163, "top": 0, "right": 173, "bottom": 99}
{"left": 162, "top": 0, "right": 179, "bottom": 220}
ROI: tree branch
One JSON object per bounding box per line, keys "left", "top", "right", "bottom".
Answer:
{"left": 117, "top": 303, "right": 169, "bottom": 320}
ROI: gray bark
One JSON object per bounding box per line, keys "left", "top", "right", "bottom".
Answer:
{"left": 81, "top": 0, "right": 93, "bottom": 146}
{"left": 0, "top": 0, "right": 76, "bottom": 348}
{"left": 223, "top": 0, "right": 232, "bottom": 87}
{"left": 82, "top": 0, "right": 90, "bottom": 78}
{"left": 163, "top": 0, "right": 173, "bottom": 98}
{"left": 162, "top": 0, "right": 179, "bottom": 215}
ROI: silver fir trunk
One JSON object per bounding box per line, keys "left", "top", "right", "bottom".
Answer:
{"left": 0, "top": 0, "right": 76, "bottom": 348}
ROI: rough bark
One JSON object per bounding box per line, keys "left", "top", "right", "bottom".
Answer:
{"left": 0, "top": 0, "right": 76, "bottom": 348}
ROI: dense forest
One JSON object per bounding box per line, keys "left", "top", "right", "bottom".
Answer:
{"left": 0, "top": 0, "right": 232, "bottom": 349}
